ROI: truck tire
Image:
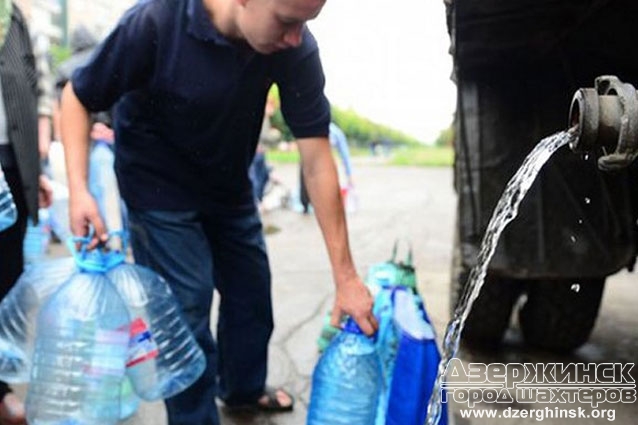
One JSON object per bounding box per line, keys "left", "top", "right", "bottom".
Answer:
{"left": 450, "top": 229, "right": 524, "bottom": 348}
{"left": 519, "top": 278, "right": 605, "bottom": 352}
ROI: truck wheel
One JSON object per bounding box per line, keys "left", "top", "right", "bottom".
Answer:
{"left": 450, "top": 230, "right": 523, "bottom": 348}
{"left": 519, "top": 278, "right": 605, "bottom": 352}
{"left": 451, "top": 272, "right": 524, "bottom": 348}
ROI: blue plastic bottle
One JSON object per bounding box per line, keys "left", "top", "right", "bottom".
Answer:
{"left": 385, "top": 290, "right": 448, "bottom": 425}
{"left": 0, "top": 165, "right": 17, "bottom": 232}
{"left": 26, "top": 247, "right": 130, "bottom": 425}
{"left": 307, "top": 319, "right": 382, "bottom": 425}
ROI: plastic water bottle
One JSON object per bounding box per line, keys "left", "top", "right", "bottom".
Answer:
{"left": 386, "top": 290, "right": 448, "bottom": 425}
{"left": 119, "top": 376, "right": 141, "bottom": 420}
{"left": 372, "top": 287, "right": 399, "bottom": 425}
{"left": 0, "top": 165, "right": 17, "bottom": 232}
{"left": 26, "top": 270, "right": 130, "bottom": 425}
{"left": 23, "top": 210, "right": 52, "bottom": 264}
{"left": 0, "top": 257, "right": 77, "bottom": 383}
{"left": 107, "top": 263, "right": 206, "bottom": 400}
{"left": 307, "top": 319, "right": 382, "bottom": 425}
{"left": 48, "top": 180, "right": 71, "bottom": 242}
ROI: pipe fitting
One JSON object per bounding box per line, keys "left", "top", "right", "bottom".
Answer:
{"left": 568, "top": 76, "right": 638, "bottom": 170}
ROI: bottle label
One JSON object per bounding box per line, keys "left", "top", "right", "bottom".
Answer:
{"left": 127, "top": 317, "right": 159, "bottom": 367}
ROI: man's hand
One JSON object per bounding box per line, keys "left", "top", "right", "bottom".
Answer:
{"left": 69, "top": 189, "right": 107, "bottom": 248}
{"left": 330, "top": 275, "right": 378, "bottom": 336}
{"left": 38, "top": 174, "right": 53, "bottom": 208}
{"left": 90, "top": 122, "right": 114, "bottom": 142}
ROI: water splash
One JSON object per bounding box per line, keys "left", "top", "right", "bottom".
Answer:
{"left": 425, "top": 129, "right": 577, "bottom": 425}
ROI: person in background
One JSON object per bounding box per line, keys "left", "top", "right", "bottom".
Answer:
{"left": 32, "top": 32, "right": 54, "bottom": 162}
{"left": 59, "top": 0, "right": 377, "bottom": 424}
{"left": 0, "top": 3, "right": 52, "bottom": 424}
{"left": 300, "top": 122, "right": 354, "bottom": 213}
{"left": 51, "top": 27, "right": 125, "bottom": 238}
{"left": 48, "top": 25, "right": 100, "bottom": 187}
{"left": 87, "top": 117, "right": 125, "bottom": 234}
{"left": 52, "top": 25, "right": 98, "bottom": 148}
{"left": 249, "top": 96, "right": 280, "bottom": 205}
{"left": 249, "top": 142, "right": 270, "bottom": 204}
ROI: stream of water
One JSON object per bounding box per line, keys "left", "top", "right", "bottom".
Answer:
{"left": 425, "top": 129, "right": 577, "bottom": 425}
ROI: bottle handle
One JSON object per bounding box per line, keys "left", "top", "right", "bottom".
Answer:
{"left": 389, "top": 239, "right": 414, "bottom": 267}
{"left": 66, "top": 229, "right": 128, "bottom": 273}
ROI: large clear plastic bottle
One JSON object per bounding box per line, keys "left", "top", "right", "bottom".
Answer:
{"left": 119, "top": 376, "right": 140, "bottom": 420}
{"left": 26, "top": 269, "right": 130, "bottom": 425}
{"left": 23, "top": 210, "right": 52, "bottom": 264}
{"left": 0, "top": 165, "right": 17, "bottom": 232}
{"left": 107, "top": 263, "right": 206, "bottom": 400}
{"left": 0, "top": 257, "right": 77, "bottom": 383}
{"left": 307, "top": 319, "right": 382, "bottom": 425}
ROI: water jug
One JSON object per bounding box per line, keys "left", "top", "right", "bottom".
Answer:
{"left": 26, "top": 247, "right": 130, "bottom": 425}
{"left": 119, "top": 376, "right": 140, "bottom": 420}
{"left": 0, "top": 257, "right": 77, "bottom": 382}
{"left": 48, "top": 180, "right": 71, "bottom": 242}
{"left": 307, "top": 319, "right": 382, "bottom": 425}
{"left": 0, "top": 165, "right": 17, "bottom": 232}
{"left": 107, "top": 263, "right": 206, "bottom": 400}
{"left": 385, "top": 290, "right": 448, "bottom": 425}
{"left": 23, "top": 210, "right": 52, "bottom": 264}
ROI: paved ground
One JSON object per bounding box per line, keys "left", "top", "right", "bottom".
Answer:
{"left": 24, "top": 161, "right": 638, "bottom": 424}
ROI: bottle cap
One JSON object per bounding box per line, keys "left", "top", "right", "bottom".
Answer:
{"left": 342, "top": 318, "right": 363, "bottom": 334}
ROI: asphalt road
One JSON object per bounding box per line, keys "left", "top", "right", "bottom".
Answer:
{"left": 30, "top": 161, "right": 638, "bottom": 424}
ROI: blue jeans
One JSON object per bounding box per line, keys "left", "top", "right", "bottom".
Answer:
{"left": 248, "top": 151, "right": 269, "bottom": 202}
{"left": 127, "top": 205, "right": 273, "bottom": 425}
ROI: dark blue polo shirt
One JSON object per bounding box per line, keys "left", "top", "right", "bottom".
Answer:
{"left": 72, "top": 0, "right": 330, "bottom": 210}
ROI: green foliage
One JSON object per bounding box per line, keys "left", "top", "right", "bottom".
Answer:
{"left": 331, "top": 106, "right": 423, "bottom": 147}
{"left": 389, "top": 145, "right": 454, "bottom": 167}
{"left": 269, "top": 100, "right": 426, "bottom": 147}
{"left": 270, "top": 108, "right": 293, "bottom": 141}
{"left": 50, "top": 44, "right": 72, "bottom": 69}
{"left": 264, "top": 149, "right": 300, "bottom": 164}
{"left": 267, "top": 84, "right": 452, "bottom": 149}
{"left": 434, "top": 125, "right": 454, "bottom": 147}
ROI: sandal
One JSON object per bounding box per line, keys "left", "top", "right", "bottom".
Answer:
{"left": 224, "top": 386, "right": 295, "bottom": 414}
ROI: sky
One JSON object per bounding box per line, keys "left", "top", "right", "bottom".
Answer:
{"left": 308, "top": 0, "right": 456, "bottom": 144}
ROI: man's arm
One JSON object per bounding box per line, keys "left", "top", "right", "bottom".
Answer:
{"left": 60, "top": 82, "right": 107, "bottom": 246}
{"left": 297, "top": 137, "right": 378, "bottom": 335}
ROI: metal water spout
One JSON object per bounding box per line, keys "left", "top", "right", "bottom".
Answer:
{"left": 569, "top": 75, "right": 638, "bottom": 170}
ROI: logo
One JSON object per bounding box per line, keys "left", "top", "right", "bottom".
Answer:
{"left": 441, "top": 358, "right": 636, "bottom": 408}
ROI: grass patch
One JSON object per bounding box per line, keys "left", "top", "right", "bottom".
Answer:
{"left": 265, "top": 149, "right": 300, "bottom": 164}
{"left": 265, "top": 144, "right": 454, "bottom": 167}
{"left": 388, "top": 145, "right": 453, "bottom": 167}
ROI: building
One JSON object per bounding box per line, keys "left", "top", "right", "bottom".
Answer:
{"left": 18, "top": 0, "right": 135, "bottom": 45}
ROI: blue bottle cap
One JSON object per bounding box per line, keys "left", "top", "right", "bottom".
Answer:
{"left": 343, "top": 318, "right": 363, "bottom": 334}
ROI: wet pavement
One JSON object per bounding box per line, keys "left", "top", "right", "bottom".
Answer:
{"left": 26, "top": 162, "right": 638, "bottom": 424}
